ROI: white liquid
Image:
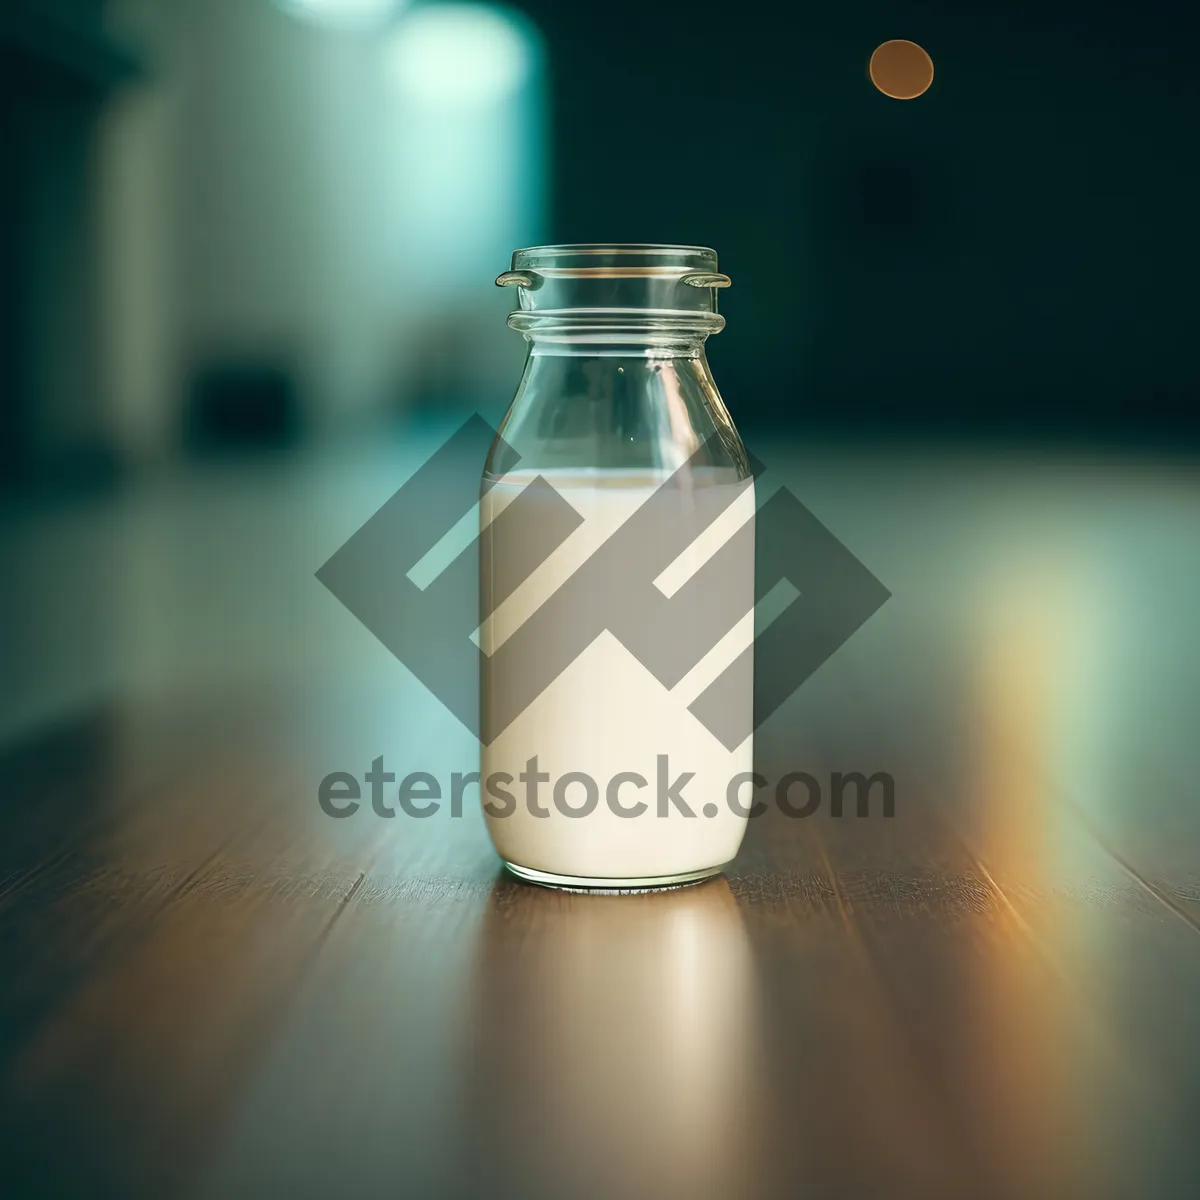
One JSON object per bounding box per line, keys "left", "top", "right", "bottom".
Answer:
{"left": 479, "top": 469, "right": 755, "bottom": 881}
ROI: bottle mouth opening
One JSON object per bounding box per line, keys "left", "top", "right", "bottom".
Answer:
{"left": 510, "top": 243, "right": 718, "bottom": 276}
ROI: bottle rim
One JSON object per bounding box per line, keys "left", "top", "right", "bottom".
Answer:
{"left": 509, "top": 244, "right": 719, "bottom": 276}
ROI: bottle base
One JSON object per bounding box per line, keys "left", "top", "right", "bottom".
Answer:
{"left": 503, "top": 860, "right": 727, "bottom": 893}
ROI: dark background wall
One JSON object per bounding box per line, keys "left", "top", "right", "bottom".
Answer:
{"left": 521, "top": 0, "right": 1200, "bottom": 442}
{"left": 0, "top": 0, "right": 137, "bottom": 486}
{"left": 2, "top": 0, "right": 1198, "bottom": 489}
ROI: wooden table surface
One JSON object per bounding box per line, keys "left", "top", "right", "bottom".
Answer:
{"left": 1, "top": 436, "right": 1198, "bottom": 1199}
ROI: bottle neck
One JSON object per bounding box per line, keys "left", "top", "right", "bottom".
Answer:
{"left": 510, "top": 309, "right": 725, "bottom": 358}
{"left": 486, "top": 349, "right": 748, "bottom": 480}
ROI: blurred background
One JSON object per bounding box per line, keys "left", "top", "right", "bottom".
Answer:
{"left": 3, "top": 0, "right": 1198, "bottom": 486}
{"left": 1, "top": 0, "right": 1199, "bottom": 741}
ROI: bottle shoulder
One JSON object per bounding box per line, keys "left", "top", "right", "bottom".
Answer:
{"left": 483, "top": 353, "right": 750, "bottom": 480}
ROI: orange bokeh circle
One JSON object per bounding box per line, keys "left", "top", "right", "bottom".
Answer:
{"left": 869, "top": 40, "right": 934, "bottom": 99}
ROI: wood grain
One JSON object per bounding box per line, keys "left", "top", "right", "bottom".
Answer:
{"left": 1, "top": 443, "right": 1198, "bottom": 1199}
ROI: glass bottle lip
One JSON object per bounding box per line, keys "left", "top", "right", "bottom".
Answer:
{"left": 509, "top": 243, "right": 719, "bottom": 276}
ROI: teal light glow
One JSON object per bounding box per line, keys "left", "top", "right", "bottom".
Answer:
{"left": 384, "top": 4, "right": 535, "bottom": 105}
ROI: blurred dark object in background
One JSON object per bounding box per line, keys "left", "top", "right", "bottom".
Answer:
{"left": 0, "top": 0, "right": 139, "bottom": 491}
{"left": 185, "top": 361, "right": 302, "bottom": 453}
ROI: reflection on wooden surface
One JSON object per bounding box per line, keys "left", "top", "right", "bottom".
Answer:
{"left": 1, "top": 440, "right": 1199, "bottom": 1198}
{"left": 469, "top": 879, "right": 760, "bottom": 1199}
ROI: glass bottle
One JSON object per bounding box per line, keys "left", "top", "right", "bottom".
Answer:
{"left": 480, "top": 244, "right": 755, "bottom": 889}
